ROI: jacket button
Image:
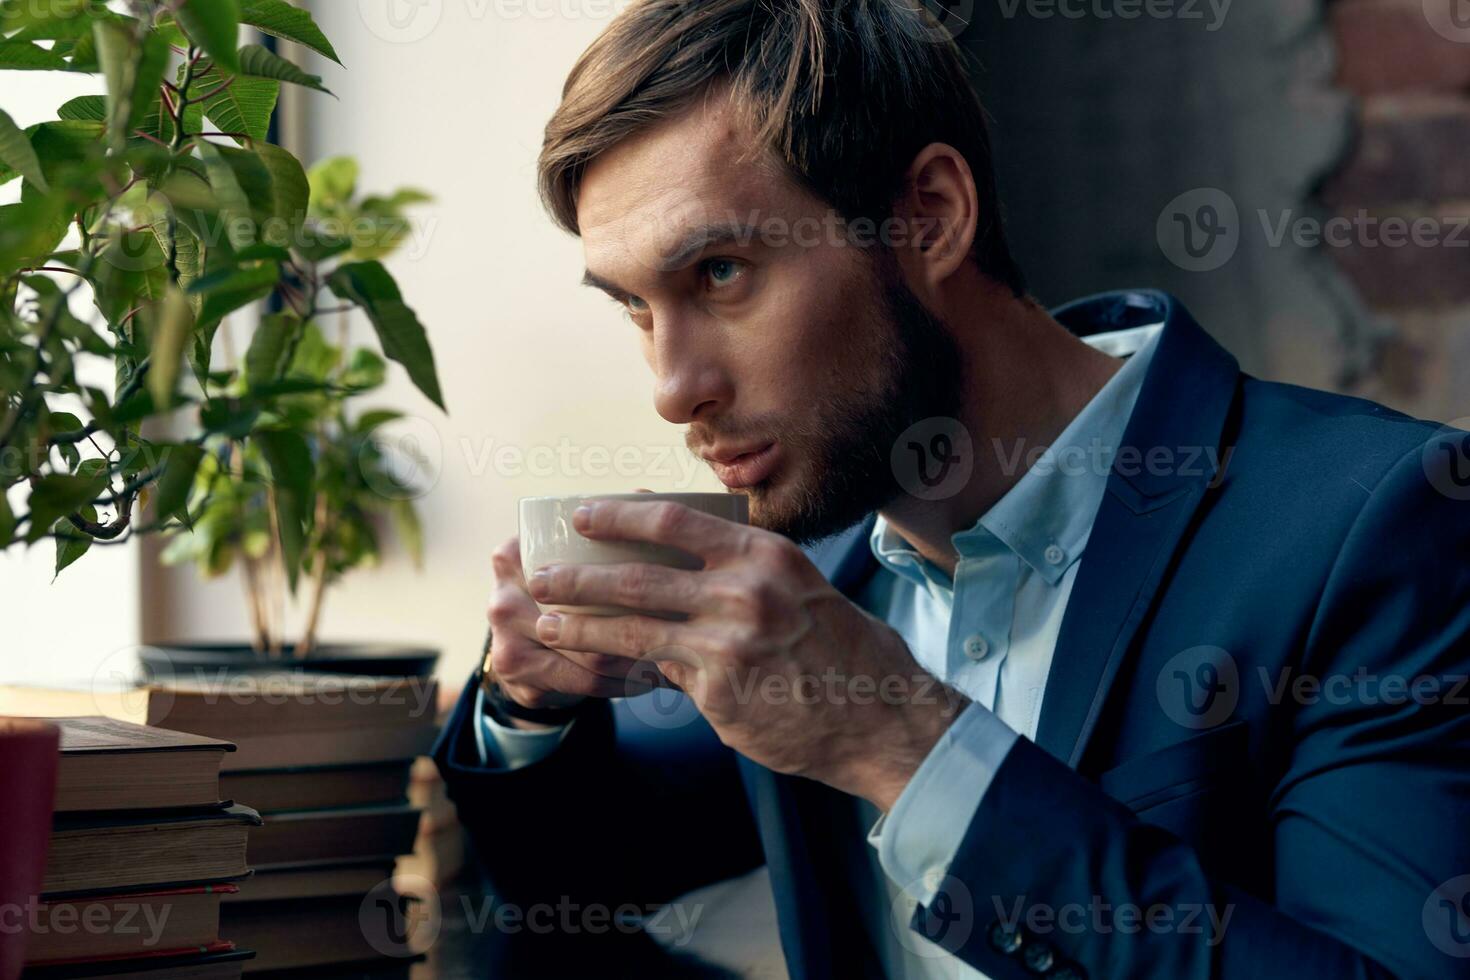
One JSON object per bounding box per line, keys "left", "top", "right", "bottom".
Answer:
{"left": 1047, "top": 963, "right": 1085, "bottom": 980}
{"left": 988, "top": 920, "right": 1023, "bottom": 955}
{"left": 1022, "top": 940, "right": 1056, "bottom": 973}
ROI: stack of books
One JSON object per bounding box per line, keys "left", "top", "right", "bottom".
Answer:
{"left": 4, "top": 673, "right": 441, "bottom": 973}
{"left": 21, "top": 716, "right": 257, "bottom": 980}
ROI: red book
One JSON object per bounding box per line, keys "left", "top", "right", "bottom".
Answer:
{"left": 24, "top": 886, "right": 238, "bottom": 966}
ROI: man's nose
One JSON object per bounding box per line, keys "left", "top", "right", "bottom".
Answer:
{"left": 650, "top": 323, "right": 733, "bottom": 425}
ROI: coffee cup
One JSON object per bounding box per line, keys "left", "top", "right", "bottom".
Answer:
{"left": 518, "top": 492, "right": 749, "bottom": 617}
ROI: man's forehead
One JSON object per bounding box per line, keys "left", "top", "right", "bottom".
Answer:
{"left": 577, "top": 106, "right": 777, "bottom": 236}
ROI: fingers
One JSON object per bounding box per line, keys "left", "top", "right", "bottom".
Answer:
{"left": 487, "top": 535, "right": 662, "bottom": 708}
{"left": 534, "top": 609, "right": 687, "bottom": 663}
{"left": 528, "top": 561, "right": 701, "bottom": 615}
{"left": 572, "top": 499, "right": 746, "bottom": 564}
{"left": 491, "top": 535, "right": 529, "bottom": 591}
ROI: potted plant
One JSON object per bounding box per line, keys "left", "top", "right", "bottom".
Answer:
{"left": 148, "top": 155, "right": 442, "bottom": 679}
{"left": 0, "top": 0, "right": 445, "bottom": 678}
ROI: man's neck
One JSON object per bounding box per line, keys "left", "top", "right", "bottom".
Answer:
{"left": 879, "top": 289, "right": 1124, "bottom": 579}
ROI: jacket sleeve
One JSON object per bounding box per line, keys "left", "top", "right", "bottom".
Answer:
{"left": 917, "top": 431, "right": 1470, "bottom": 980}
{"left": 432, "top": 671, "right": 766, "bottom": 913}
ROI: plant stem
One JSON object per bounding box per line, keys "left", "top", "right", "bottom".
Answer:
{"left": 298, "top": 492, "right": 331, "bottom": 658}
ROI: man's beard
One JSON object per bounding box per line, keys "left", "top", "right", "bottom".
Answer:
{"left": 715, "top": 269, "right": 967, "bottom": 546}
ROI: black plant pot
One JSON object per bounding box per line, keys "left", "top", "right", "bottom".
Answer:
{"left": 137, "top": 642, "right": 439, "bottom": 681}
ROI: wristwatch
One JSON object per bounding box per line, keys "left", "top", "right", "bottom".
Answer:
{"left": 479, "top": 626, "right": 586, "bottom": 726}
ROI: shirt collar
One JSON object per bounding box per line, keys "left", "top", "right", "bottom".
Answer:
{"left": 870, "top": 321, "right": 1164, "bottom": 590}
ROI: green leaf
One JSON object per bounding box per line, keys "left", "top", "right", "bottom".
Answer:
{"left": 0, "top": 109, "right": 47, "bottom": 192}
{"left": 0, "top": 194, "right": 69, "bottom": 279}
{"left": 341, "top": 347, "right": 385, "bottom": 390}
{"left": 254, "top": 142, "right": 308, "bottom": 247}
{"left": 197, "top": 141, "right": 275, "bottom": 248}
{"left": 354, "top": 409, "right": 402, "bottom": 433}
{"left": 56, "top": 95, "right": 106, "bottom": 123}
{"left": 190, "top": 260, "right": 279, "bottom": 329}
{"left": 186, "top": 58, "right": 278, "bottom": 143}
{"left": 254, "top": 427, "right": 312, "bottom": 590}
{"left": 391, "top": 498, "right": 423, "bottom": 567}
{"left": 176, "top": 0, "right": 241, "bottom": 74}
{"left": 245, "top": 311, "right": 295, "bottom": 384}
{"left": 236, "top": 42, "right": 331, "bottom": 95}
{"left": 307, "top": 155, "right": 356, "bottom": 213}
{"left": 94, "top": 20, "right": 169, "bottom": 147}
{"left": 0, "top": 40, "right": 70, "bottom": 69}
{"left": 200, "top": 397, "right": 259, "bottom": 436}
{"left": 53, "top": 504, "right": 95, "bottom": 577}
{"left": 153, "top": 443, "right": 204, "bottom": 522}
{"left": 327, "top": 261, "right": 445, "bottom": 411}
{"left": 147, "top": 287, "right": 195, "bottom": 408}
{"left": 1, "top": 0, "right": 100, "bottom": 37}
{"left": 24, "top": 471, "right": 107, "bottom": 544}
{"left": 237, "top": 0, "right": 340, "bottom": 64}
{"left": 0, "top": 492, "right": 14, "bottom": 548}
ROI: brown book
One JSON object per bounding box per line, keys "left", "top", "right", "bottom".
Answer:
{"left": 52, "top": 717, "right": 232, "bottom": 813}
{"left": 43, "top": 806, "right": 261, "bottom": 898}
{"left": 221, "top": 897, "right": 411, "bottom": 972}
{"left": 222, "top": 862, "right": 397, "bottom": 904}
{"left": 20, "top": 943, "right": 250, "bottom": 979}
{"left": 0, "top": 677, "right": 438, "bottom": 772}
{"left": 248, "top": 805, "right": 422, "bottom": 869}
{"left": 24, "top": 885, "right": 236, "bottom": 965}
{"left": 219, "top": 762, "right": 411, "bottom": 814}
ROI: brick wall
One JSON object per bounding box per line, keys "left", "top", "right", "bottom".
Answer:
{"left": 1323, "top": 0, "right": 1470, "bottom": 423}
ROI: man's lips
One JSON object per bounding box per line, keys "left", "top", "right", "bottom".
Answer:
{"left": 704, "top": 442, "right": 780, "bottom": 488}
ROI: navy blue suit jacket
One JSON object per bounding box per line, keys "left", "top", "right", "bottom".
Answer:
{"left": 434, "top": 290, "right": 1470, "bottom": 979}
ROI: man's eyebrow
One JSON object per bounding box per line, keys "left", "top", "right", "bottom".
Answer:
{"left": 660, "top": 220, "right": 759, "bottom": 270}
{"left": 581, "top": 268, "right": 626, "bottom": 298}
{"left": 579, "top": 220, "right": 760, "bottom": 297}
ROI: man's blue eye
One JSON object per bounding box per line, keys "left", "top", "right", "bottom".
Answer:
{"left": 626, "top": 295, "right": 648, "bottom": 311}
{"left": 706, "top": 259, "right": 740, "bottom": 286}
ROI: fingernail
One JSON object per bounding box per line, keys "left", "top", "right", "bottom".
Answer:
{"left": 573, "top": 504, "right": 594, "bottom": 531}
{"left": 537, "top": 613, "right": 561, "bottom": 641}
{"left": 529, "top": 568, "right": 551, "bottom": 600}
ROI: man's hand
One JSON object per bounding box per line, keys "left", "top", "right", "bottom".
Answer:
{"left": 485, "top": 536, "right": 661, "bottom": 729}
{"left": 526, "top": 499, "right": 967, "bottom": 810}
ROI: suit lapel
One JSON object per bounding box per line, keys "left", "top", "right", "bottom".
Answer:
{"left": 744, "top": 515, "right": 879, "bottom": 980}
{"left": 1034, "top": 291, "right": 1241, "bottom": 767}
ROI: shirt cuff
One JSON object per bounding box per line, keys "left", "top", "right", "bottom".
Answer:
{"left": 474, "top": 685, "right": 574, "bottom": 769}
{"left": 868, "top": 702, "right": 1021, "bottom": 907}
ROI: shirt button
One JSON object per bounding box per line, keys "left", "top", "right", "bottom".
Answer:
{"left": 1044, "top": 544, "right": 1066, "bottom": 565}
{"left": 963, "top": 634, "right": 990, "bottom": 661}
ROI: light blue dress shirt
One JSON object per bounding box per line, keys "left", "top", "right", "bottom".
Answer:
{"left": 478, "top": 321, "right": 1164, "bottom": 979}
{"left": 855, "top": 321, "right": 1161, "bottom": 979}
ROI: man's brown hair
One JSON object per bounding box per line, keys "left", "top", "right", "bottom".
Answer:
{"left": 537, "top": 0, "right": 1026, "bottom": 296}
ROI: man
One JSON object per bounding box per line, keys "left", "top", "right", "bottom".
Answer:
{"left": 433, "top": 0, "right": 1470, "bottom": 976}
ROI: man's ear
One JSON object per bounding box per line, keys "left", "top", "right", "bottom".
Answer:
{"left": 892, "top": 143, "right": 979, "bottom": 292}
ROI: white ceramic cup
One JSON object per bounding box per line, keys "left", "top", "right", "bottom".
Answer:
{"left": 519, "top": 492, "right": 750, "bottom": 617}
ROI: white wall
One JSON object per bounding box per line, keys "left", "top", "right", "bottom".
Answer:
{"left": 143, "top": 1, "right": 721, "bottom": 682}
{"left": 0, "top": 72, "right": 143, "bottom": 685}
